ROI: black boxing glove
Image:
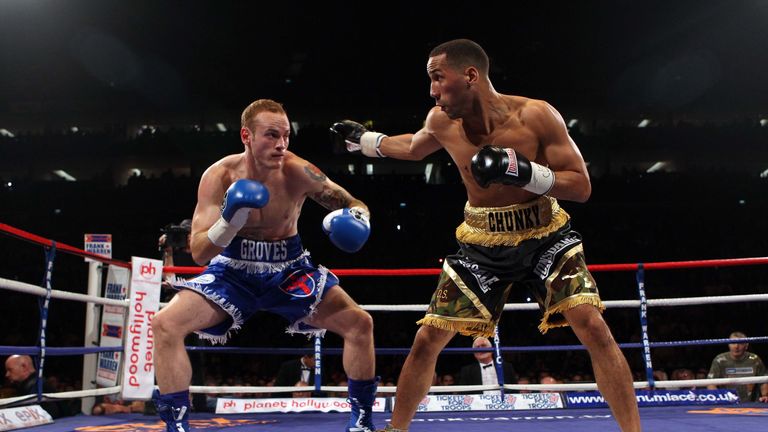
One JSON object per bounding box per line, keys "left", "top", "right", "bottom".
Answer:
{"left": 330, "top": 120, "right": 387, "bottom": 158}
{"left": 471, "top": 146, "right": 555, "bottom": 195}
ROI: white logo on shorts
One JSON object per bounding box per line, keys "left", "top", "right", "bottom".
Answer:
{"left": 190, "top": 274, "right": 216, "bottom": 285}
{"left": 457, "top": 258, "right": 499, "bottom": 293}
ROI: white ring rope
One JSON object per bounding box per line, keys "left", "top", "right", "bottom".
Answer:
{"left": 0, "top": 386, "right": 121, "bottom": 406}
{"left": 3, "top": 277, "right": 768, "bottom": 311}
{"left": 0, "top": 277, "right": 126, "bottom": 307}
{"left": 189, "top": 375, "right": 768, "bottom": 394}
{"left": 2, "top": 276, "right": 768, "bottom": 406}
{"left": 5, "top": 375, "right": 767, "bottom": 406}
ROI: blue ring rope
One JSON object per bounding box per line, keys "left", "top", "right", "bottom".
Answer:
{"left": 3, "top": 337, "right": 765, "bottom": 357}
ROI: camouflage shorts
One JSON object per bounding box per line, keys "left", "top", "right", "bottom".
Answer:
{"left": 417, "top": 222, "right": 604, "bottom": 337}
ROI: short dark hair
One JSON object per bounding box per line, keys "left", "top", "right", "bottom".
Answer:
{"left": 429, "top": 39, "right": 489, "bottom": 75}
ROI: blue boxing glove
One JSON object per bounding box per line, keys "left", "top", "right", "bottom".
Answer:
{"left": 207, "top": 179, "right": 269, "bottom": 247}
{"left": 322, "top": 207, "right": 371, "bottom": 253}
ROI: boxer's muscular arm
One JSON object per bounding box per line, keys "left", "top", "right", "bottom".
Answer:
{"left": 379, "top": 108, "right": 443, "bottom": 160}
{"left": 190, "top": 165, "right": 229, "bottom": 265}
{"left": 525, "top": 100, "right": 591, "bottom": 203}
{"left": 303, "top": 161, "right": 369, "bottom": 217}
{"left": 379, "top": 128, "right": 441, "bottom": 161}
{"left": 331, "top": 109, "right": 443, "bottom": 161}
{"left": 302, "top": 160, "right": 372, "bottom": 253}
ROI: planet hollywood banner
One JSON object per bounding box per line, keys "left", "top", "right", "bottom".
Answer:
{"left": 215, "top": 397, "right": 387, "bottom": 414}
{"left": 120, "top": 257, "right": 162, "bottom": 400}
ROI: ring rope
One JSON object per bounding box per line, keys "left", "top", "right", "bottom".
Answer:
{"left": 0, "top": 346, "right": 123, "bottom": 356}
{"left": 3, "top": 336, "right": 766, "bottom": 359}
{"left": 0, "top": 277, "right": 126, "bottom": 307}
{"left": 2, "top": 223, "right": 768, "bottom": 410}
{"left": 3, "top": 374, "right": 768, "bottom": 407}
{"left": 0, "top": 223, "right": 130, "bottom": 268}
{"left": 3, "top": 222, "right": 768, "bottom": 275}
{"left": 4, "top": 276, "right": 767, "bottom": 312}
{"left": 0, "top": 386, "right": 121, "bottom": 407}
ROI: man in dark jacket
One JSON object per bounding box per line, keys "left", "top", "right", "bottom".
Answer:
{"left": 274, "top": 353, "right": 325, "bottom": 396}
{"left": 456, "top": 337, "right": 517, "bottom": 392}
{"left": 4, "top": 355, "right": 70, "bottom": 418}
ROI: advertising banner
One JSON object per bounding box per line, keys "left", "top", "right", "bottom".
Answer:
{"left": 564, "top": 389, "right": 740, "bottom": 408}
{"left": 120, "top": 257, "right": 162, "bottom": 400}
{"left": 96, "top": 265, "right": 130, "bottom": 387}
{"left": 216, "top": 397, "right": 387, "bottom": 414}
{"left": 408, "top": 393, "right": 563, "bottom": 412}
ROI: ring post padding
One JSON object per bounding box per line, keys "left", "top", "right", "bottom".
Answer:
{"left": 314, "top": 336, "right": 322, "bottom": 395}
{"left": 636, "top": 263, "right": 655, "bottom": 388}
{"left": 80, "top": 260, "right": 103, "bottom": 415}
{"left": 37, "top": 242, "right": 56, "bottom": 402}
{"left": 493, "top": 325, "right": 505, "bottom": 395}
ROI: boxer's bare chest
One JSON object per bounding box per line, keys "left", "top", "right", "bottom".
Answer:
{"left": 239, "top": 181, "right": 303, "bottom": 240}
{"left": 444, "top": 118, "right": 540, "bottom": 173}
{"left": 442, "top": 116, "right": 542, "bottom": 207}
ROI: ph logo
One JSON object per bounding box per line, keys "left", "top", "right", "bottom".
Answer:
{"left": 140, "top": 262, "right": 156, "bottom": 278}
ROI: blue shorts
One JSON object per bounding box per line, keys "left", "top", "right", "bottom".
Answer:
{"left": 171, "top": 235, "right": 339, "bottom": 344}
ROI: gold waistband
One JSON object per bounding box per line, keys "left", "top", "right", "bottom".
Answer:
{"left": 456, "top": 196, "right": 569, "bottom": 247}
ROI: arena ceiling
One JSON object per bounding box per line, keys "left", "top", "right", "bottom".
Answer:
{"left": 1, "top": 0, "right": 767, "bottom": 131}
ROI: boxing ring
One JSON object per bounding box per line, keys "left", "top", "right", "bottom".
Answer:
{"left": 1, "top": 221, "right": 768, "bottom": 431}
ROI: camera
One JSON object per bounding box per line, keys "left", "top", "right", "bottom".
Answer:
{"left": 161, "top": 219, "right": 191, "bottom": 250}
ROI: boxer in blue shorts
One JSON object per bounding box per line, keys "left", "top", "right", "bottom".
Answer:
{"left": 173, "top": 234, "right": 340, "bottom": 343}
{"left": 152, "top": 99, "right": 378, "bottom": 432}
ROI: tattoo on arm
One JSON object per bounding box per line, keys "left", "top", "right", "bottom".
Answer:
{"left": 304, "top": 164, "right": 327, "bottom": 182}
{"left": 305, "top": 163, "right": 353, "bottom": 210}
{"left": 310, "top": 187, "right": 353, "bottom": 210}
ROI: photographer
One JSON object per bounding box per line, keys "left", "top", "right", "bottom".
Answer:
{"left": 158, "top": 219, "right": 196, "bottom": 283}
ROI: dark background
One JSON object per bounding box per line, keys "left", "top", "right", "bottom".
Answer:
{"left": 0, "top": 0, "right": 767, "bottom": 391}
{"left": 2, "top": 1, "right": 767, "bottom": 126}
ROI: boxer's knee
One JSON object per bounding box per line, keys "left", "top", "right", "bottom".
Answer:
{"left": 343, "top": 307, "right": 373, "bottom": 344}
{"left": 566, "top": 305, "right": 614, "bottom": 350}
{"left": 355, "top": 308, "right": 374, "bottom": 335}
{"left": 151, "top": 310, "right": 186, "bottom": 346}
{"left": 410, "top": 325, "right": 453, "bottom": 359}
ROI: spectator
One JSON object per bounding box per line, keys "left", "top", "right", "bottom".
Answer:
{"left": 4, "top": 355, "right": 71, "bottom": 418}
{"left": 274, "top": 353, "right": 324, "bottom": 396}
{"left": 695, "top": 368, "right": 708, "bottom": 380}
{"left": 653, "top": 369, "right": 669, "bottom": 382}
{"left": 291, "top": 380, "right": 312, "bottom": 398}
{"left": 456, "top": 337, "right": 517, "bottom": 394}
{"left": 707, "top": 331, "right": 768, "bottom": 402}
{"left": 92, "top": 395, "right": 145, "bottom": 415}
{"left": 516, "top": 376, "right": 533, "bottom": 394}
{"left": 440, "top": 374, "right": 455, "bottom": 386}
{"left": 670, "top": 368, "right": 697, "bottom": 390}
{"left": 539, "top": 376, "right": 561, "bottom": 392}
